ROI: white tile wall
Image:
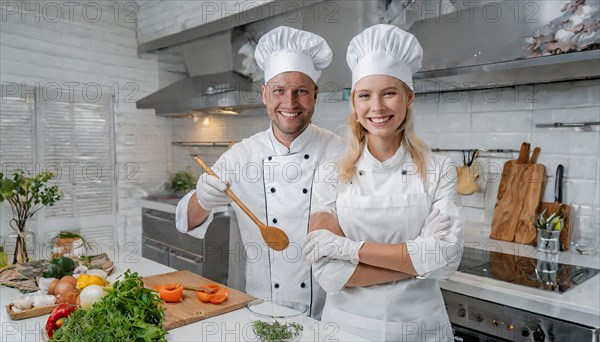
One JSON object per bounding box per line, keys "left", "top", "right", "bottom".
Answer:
{"left": 0, "top": 1, "right": 171, "bottom": 247}
{"left": 136, "top": 0, "right": 274, "bottom": 44}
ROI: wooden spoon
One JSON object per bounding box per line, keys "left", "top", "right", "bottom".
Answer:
{"left": 183, "top": 286, "right": 215, "bottom": 293}
{"left": 194, "top": 157, "right": 290, "bottom": 251}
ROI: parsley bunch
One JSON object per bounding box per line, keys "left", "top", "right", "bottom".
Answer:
{"left": 51, "top": 270, "right": 167, "bottom": 342}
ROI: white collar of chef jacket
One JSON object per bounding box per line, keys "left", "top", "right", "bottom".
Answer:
{"left": 363, "top": 141, "right": 410, "bottom": 170}
{"left": 268, "top": 123, "right": 316, "bottom": 156}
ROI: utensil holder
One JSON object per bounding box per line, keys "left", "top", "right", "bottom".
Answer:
{"left": 537, "top": 226, "right": 562, "bottom": 254}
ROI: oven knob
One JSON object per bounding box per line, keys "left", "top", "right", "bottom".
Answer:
{"left": 521, "top": 328, "right": 530, "bottom": 337}
{"left": 457, "top": 308, "right": 466, "bottom": 317}
{"left": 533, "top": 326, "right": 545, "bottom": 342}
{"left": 474, "top": 313, "right": 484, "bottom": 323}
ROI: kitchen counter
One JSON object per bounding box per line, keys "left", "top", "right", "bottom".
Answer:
{"left": 440, "top": 222, "right": 600, "bottom": 328}
{"left": 139, "top": 197, "right": 178, "bottom": 214}
{"left": 0, "top": 246, "right": 365, "bottom": 342}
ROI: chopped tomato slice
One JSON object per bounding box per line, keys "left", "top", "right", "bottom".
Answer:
{"left": 159, "top": 283, "right": 183, "bottom": 303}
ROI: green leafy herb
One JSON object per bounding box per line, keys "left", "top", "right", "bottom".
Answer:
{"left": 252, "top": 320, "right": 303, "bottom": 342}
{"left": 51, "top": 270, "right": 167, "bottom": 342}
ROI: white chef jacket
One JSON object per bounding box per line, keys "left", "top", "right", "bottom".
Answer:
{"left": 311, "top": 144, "right": 464, "bottom": 341}
{"left": 176, "top": 124, "right": 344, "bottom": 318}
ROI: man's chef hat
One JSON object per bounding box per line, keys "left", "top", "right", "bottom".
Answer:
{"left": 346, "top": 24, "right": 423, "bottom": 91}
{"left": 255, "top": 26, "right": 333, "bottom": 84}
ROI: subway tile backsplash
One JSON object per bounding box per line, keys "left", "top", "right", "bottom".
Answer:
{"left": 176, "top": 79, "right": 600, "bottom": 242}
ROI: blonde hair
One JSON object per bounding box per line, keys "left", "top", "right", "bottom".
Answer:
{"left": 339, "top": 83, "right": 430, "bottom": 182}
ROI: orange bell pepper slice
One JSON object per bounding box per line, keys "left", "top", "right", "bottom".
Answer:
{"left": 195, "top": 284, "right": 228, "bottom": 304}
{"left": 158, "top": 283, "right": 183, "bottom": 303}
{"left": 210, "top": 293, "right": 227, "bottom": 304}
{"left": 196, "top": 291, "right": 212, "bottom": 303}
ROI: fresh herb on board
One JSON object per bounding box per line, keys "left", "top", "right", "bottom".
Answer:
{"left": 51, "top": 270, "right": 167, "bottom": 342}
{"left": 252, "top": 320, "right": 303, "bottom": 342}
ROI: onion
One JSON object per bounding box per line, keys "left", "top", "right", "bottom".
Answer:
{"left": 54, "top": 277, "right": 77, "bottom": 298}
{"left": 47, "top": 279, "right": 60, "bottom": 295}
{"left": 79, "top": 285, "right": 108, "bottom": 310}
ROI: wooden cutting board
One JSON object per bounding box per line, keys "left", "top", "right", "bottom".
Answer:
{"left": 143, "top": 270, "right": 255, "bottom": 330}
{"left": 491, "top": 143, "right": 546, "bottom": 243}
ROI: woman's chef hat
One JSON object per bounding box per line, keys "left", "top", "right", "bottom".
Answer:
{"left": 255, "top": 26, "right": 333, "bottom": 84}
{"left": 346, "top": 24, "right": 423, "bottom": 90}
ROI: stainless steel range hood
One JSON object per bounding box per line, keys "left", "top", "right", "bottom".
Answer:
{"left": 138, "top": 0, "right": 599, "bottom": 116}
{"left": 136, "top": 70, "right": 263, "bottom": 116}
{"left": 305, "top": 0, "right": 600, "bottom": 92}
{"left": 137, "top": 27, "right": 265, "bottom": 116}
{"left": 404, "top": 0, "right": 600, "bottom": 92}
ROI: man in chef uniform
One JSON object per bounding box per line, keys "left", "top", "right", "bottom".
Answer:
{"left": 175, "top": 26, "right": 344, "bottom": 319}
{"left": 303, "top": 24, "right": 464, "bottom": 341}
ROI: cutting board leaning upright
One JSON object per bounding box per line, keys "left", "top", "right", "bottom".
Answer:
{"left": 490, "top": 143, "right": 546, "bottom": 243}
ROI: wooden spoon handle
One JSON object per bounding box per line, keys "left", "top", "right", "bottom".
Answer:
{"left": 194, "top": 157, "right": 264, "bottom": 229}
{"left": 183, "top": 286, "right": 215, "bottom": 293}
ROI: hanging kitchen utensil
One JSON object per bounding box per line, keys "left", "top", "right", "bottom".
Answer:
{"left": 193, "top": 156, "right": 290, "bottom": 251}
{"left": 491, "top": 143, "right": 546, "bottom": 243}
{"left": 537, "top": 164, "right": 572, "bottom": 250}
{"left": 457, "top": 150, "right": 480, "bottom": 196}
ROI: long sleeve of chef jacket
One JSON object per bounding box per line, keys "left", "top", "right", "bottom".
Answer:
{"left": 175, "top": 190, "right": 215, "bottom": 239}
{"left": 408, "top": 158, "right": 464, "bottom": 279}
{"left": 309, "top": 161, "right": 358, "bottom": 294}
{"left": 175, "top": 154, "right": 230, "bottom": 239}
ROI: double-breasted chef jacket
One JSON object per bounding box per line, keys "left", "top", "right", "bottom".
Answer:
{"left": 311, "top": 144, "right": 464, "bottom": 341}
{"left": 176, "top": 124, "right": 344, "bottom": 318}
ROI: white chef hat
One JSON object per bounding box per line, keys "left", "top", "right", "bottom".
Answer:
{"left": 255, "top": 26, "right": 333, "bottom": 84}
{"left": 347, "top": 24, "right": 423, "bottom": 91}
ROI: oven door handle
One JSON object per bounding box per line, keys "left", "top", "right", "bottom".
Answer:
{"left": 144, "top": 211, "right": 174, "bottom": 223}
{"left": 143, "top": 238, "right": 168, "bottom": 252}
{"left": 170, "top": 250, "right": 204, "bottom": 263}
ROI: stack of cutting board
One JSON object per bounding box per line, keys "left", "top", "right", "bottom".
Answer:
{"left": 490, "top": 143, "right": 546, "bottom": 244}
{"left": 143, "top": 270, "right": 255, "bottom": 330}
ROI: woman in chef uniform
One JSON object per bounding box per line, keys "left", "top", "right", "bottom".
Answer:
{"left": 175, "top": 26, "right": 344, "bottom": 319}
{"left": 303, "top": 24, "right": 464, "bottom": 341}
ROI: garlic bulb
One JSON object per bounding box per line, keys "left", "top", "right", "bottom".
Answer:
{"left": 12, "top": 297, "right": 32, "bottom": 311}
{"left": 32, "top": 295, "right": 56, "bottom": 307}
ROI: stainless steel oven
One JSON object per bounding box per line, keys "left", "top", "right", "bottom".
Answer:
{"left": 141, "top": 206, "right": 231, "bottom": 285}
{"left": 443, "top": 289, "right": 598, "bottom": 341}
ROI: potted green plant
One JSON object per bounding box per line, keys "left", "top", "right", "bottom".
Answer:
{"left": 0, "top": 170, "right": 61, "bottom": 264}
{"left": 169, "top": 171, "right": 196, "bottom": 197}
